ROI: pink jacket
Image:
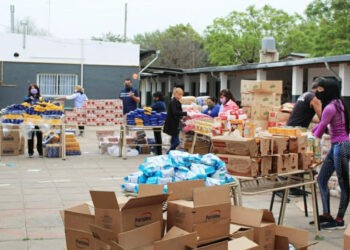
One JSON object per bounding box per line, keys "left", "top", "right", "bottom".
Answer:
{"left": 219, "top": 99, "right": 239, "bottom": 114}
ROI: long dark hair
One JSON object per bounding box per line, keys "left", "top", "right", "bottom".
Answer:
{"left": 153, "top": 91, "right": 164, "bottom": 102}
{"left": 317, "top": 77, "right": 349, "bottom": 134}
{"left": 28, "top": 83, "right": 41, "bottom": 97}
{"left": 219, "top": 89, "right": 236, "bottom": 102}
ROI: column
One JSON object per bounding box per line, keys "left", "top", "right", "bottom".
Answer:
{"left": 184, "top": 75, "right": 190, "bottom": 95}
{"left": 220, "top": 72, "right": 228, "bottom": 90}
{"left": 256, "top": 69, "right": 267, "bottom": 81}
{"left": 339, "top": 63, "right": 350, "bottom": 109}
{"left": 145, "top": 79, "right": 152, "bottom": 106}
{"left": 156, "top": 81, "right": 162, "bottom": 92}
{"left": 292, "top": 66, "right": 303, "bottom": 102}
{"left": 168, "top": 76, "right": 173, "bottom": 98}
{"left": 199, "top": 73, "right": 207, "bottom": 96}
{"left": 141, "top": 79, "right": 146, "bottom": 106}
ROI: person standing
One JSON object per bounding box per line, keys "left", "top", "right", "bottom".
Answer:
{"left": 287, "top": 81, "right": 322, "bottom": 127}
{"left": 119, "top": 78, "right": 140, "bottom": 115}
{"left": 55, "top": 85, "right": 88, "bottom": 136}
{"left": 312, "top": 77, "right": 350, "bottom": 230}
{"left": 163, "top": 88, "right": 187, "bottom": 153}
{"left": 202, "top": 97, "right": 220, "bottom": 118}
{"left": 218, "top": 89, "right": 239, "bottom": 114}
{"left": 24, "top": 83, "right": 44, "bottom": 158}
{"left": 151, "top": 92, "right": 166, "bottom": 155}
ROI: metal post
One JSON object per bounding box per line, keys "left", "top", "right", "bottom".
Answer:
{"left": 123, "top": 3, "right": 128, "bottom": 42}
{"left": 10, "top": 5, "right": 15, "bottom": 33}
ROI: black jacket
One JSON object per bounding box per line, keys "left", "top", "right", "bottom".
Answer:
{"left": 163, "top": 98, "right": 187, "bottom": 136}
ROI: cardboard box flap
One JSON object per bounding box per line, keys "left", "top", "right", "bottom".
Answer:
{"left": 193, "top": 185, "right": 230, "bottom": 207}
{"left": 89, "top": 223, "right": 118, "bottom": 245}
{"left": 90, "top": 190, "right": 119, "bottom": 209}
{"left": 168, "top": 180, "right": 205, "bottom": 201}
{"left": 154, "top": 226, "right": 197, "bottom": 250}
{"left": 118, "top": 221, "right": 162, "bottom": 249}
{"left": 138, "top": 184, "right": 164, "bottom": 197}
{"left": 95, "top": 239, "right": 123, "bottom": 250}
{"left": 63, "top": 204, "right": 95, "bottom": 231}
{"left": 228, "top": 237, "right": 259, "bottom": 250}
{"left": 121, "top": 193, "right": 168, "bottom": 211}
{"left": 231, "top": 206, "right": 275, "bottom": 227}
{"left": 230, "top": 224, "right": 250, "bottom": 235}
{"left": 275, "top": 225, "right": 309, "bottom": 248}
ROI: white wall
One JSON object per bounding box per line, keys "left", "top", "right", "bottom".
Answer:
{"left": 0, "top": 33, "right": 139, "bottom": 66}
{"left": 308, "top": 67, "right": 338, "bottom": 89}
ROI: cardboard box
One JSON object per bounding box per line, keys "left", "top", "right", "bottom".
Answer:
{"left": 61, "top": 203, "right": 95, "bottom": 250}
{"left": 241, "top": 80, "right": 283, "bottom": 94}
{"left": 195, "top": 240, "right": 228, "bottom": 250}
{"left": 253, "top": 120, "right": 268, "bottom": 130}
{"left": 345, "top": 224, "right": 350, "bottom": 250}
{"left": 218, "top": 154, "right": 258, "bottom": 177}
{"left": 268, "top": 111, "right": 290, "bottom": 127}
{"left": 90, "top": 190, "right": 168, "bottom": 234}
{"left": 298, "top": 153, "right": 313, "bottom": 170}
{"left": 231, "top": 206, "right": 275, "bottom": 250}
{"left": 289, "top": 153, "right": 299, "bottom": 172}
{"left": 242, "top": 106, "right": 252, "bottom": 118}
{"left": 230, "top": 224, "right": 255, "bottom": 241}
{"left": 260, "top": 156, "right": 272, "bottom": 176}
{"left": 167, "top": 180, "right": 231, "bottom": 245}
{"left": 228, "top": 237, "right": 259, "bottom": 250}
{"left": 272, "top": 155, "right": 290, "bottom": 174}
{"left": 19, "top": 136, "right": 25, "bottom": 155}
{"left": 289, "top": 135, "right": 307, "bottom": 154}
{"left": 251, "top": 106, "right": 272, "bottom": 120}
{"left": 1, "top": 142, "right": 19, "bottom": 156}
{"left": 154, "top": 226, "right": 197, "bottom": 250}
{"left": 271, "top": 136, "right": 289, "bottom": 155}
{"left": 211, "top": 137, "right": 258, "bottom": 157}
{"left": 0, "top": 125, "right": 20, "bottom": 143}
{"left": 259, "top": 137, "right": 271, "bottom": 156}
{"left": 275, "top": 225, "right": 310, "bottom": 250}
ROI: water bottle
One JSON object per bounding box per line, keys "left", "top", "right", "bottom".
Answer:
{"left": 219, "top": 170, "right": 226, "bottom": 185}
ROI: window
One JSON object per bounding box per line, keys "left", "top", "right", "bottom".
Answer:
{"left": 37, "top": 73, "right": 78, "bottom": 96}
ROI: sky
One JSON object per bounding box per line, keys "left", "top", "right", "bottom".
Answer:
{"left": 0, "top": 0, "right": 314, "bottom": 40}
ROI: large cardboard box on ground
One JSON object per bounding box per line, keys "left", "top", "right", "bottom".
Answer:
{"left": 217, "top": 154, "right": 258, "bottom": 177}
{"left": 0, "top": 125, "right": 20, "bottom": 143}
{"left": 211, "top": 136, "right": 258, "bottom": 157}
{"left": 90, "top": 190, "right": 168, "bottom": 235}
{"left": 167, "top": 180, "right": 231, "bottom": 245}
{"left": 241, "top": 80, "right": 283, "bottom": 94}
{"left": 228, "top": 237, "right": 259, "bottom": 250}
{"left": 275, "top": 225, "right": 310, "bottom": 250}
{"left": 231, "top": 206, "right": 275, "bottom": 250}
{"left": 1, "top": 142, "right": 20, "bottom": 156}
{"left": 230, "top": 224, "right": 255, "bottom": 241}
{"left": 61, "top": 203, "right": 95, "bottom": 250}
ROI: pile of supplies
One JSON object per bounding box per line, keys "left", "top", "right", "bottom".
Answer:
{"left": 126, "top": 107, "right": 167, "bottom": 126}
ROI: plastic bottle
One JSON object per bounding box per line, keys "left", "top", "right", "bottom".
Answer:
{"left": 219, "top": 170, "right": 226, "bottom": 185}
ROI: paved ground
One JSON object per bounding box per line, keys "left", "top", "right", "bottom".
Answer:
{"left": 0, "top": 127, "right": 347, "bottom": 249}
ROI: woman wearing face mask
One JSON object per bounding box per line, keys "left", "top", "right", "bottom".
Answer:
{"left": 24, "top": 83, "right": 44, "bottom": 158}
{"left": 312, "top": 77, "right": 350, "bottom": 230}
{"left": 218, "top": 89, "right": 239, "bottom": 115}
{"left": 202, "top": 97, "right": 220, "bottom": 118}
{"left": 163, "top": 88, "right": 187, "bottom": 153}
{"left": 151, "top": 92, "right": 166, "bottom": 155}
{"left": 55, "top": 85, "right": 88, "bottom": 136}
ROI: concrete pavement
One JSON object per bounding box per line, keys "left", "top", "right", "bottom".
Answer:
{"left": 0, "top": 127, "right": 347, "bottom": 249}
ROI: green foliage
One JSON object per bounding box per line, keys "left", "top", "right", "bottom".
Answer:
{"left": 133, "top": 24, "right": 209, "bottom": 68}
{"left": 204, "top": 5, "right": 299, "bottom": 65}
{"left": 91, "top": 32, "right": 125, "bottom": 42}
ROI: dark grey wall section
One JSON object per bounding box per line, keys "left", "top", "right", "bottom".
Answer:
{"left": 0, "top": 62, "right": 139, "bottom": 109}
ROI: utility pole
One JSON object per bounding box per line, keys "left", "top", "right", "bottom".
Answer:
{"left": 123, "top": 3, "right": 127, "bottom": 42}
{"left": 10, "top": 5, "right": 15, "bottom": 33}
{"left": 20, "top": 20, "right": 28, "bottom": 49}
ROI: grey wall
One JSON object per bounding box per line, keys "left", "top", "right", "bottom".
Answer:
{"left": 0, "top": 62, "right": 139, "bottom": 109}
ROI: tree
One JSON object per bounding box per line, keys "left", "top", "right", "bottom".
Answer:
{"left": 91, "top": 32, "right": 125, "bottom": 42}
{"left": 133, "top": 24, "right": 209, "bottom": 68}
{"left": 14, "top": 17, "right": 50, "bottom": 36}
{"left": 204, "top": 5, "right": 299, "bottom": 65}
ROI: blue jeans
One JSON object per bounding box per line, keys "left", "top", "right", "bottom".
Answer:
{"left": 318, "top": 141, "right": 350, "bottom": 218}
{"left": 167, "top": 133, "right": 180, "bottom": 153}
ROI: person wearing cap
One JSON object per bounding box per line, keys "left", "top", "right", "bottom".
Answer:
{"left": 55, "top": 85, "right": 88, "bottom": 136}
{"left": 287, "top": 81, "right": 322, "bottom": 128}
{"left": 119, "top": 78, "right": 140, "bottom": 115}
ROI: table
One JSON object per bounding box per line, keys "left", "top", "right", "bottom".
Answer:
{"left": 119, "top": 124, "right": 169, "bottom": 159}
{"left": 233, "top": 169, "right": 319, "bottom": 237}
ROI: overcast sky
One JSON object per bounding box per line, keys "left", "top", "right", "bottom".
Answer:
{"left": 0, "top": 0, "right": 313, "bottom": 40}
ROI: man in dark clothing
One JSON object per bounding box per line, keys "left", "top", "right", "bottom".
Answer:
{"left": 119, "top": 78, "right": 140, "bottom": 114}
{"left": 287, "top": 82, "right": 322, "bottom": 127}
{"left": 151, "top": 92, "right": 166, "bottom": 155}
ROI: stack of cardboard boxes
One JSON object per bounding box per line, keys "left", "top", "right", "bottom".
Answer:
{"left": 61, "top": 180, "right": 312, "bottom": 250}
{"left": 241, "top": 80, "right": 283, "bottom": 130}
{"left": 0, "top": 126, "right": 24, "bottom": 156}
{"left": 211, "top": 134, "right": 313, "bottom": 177}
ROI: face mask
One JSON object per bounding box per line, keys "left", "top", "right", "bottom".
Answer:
{"left": 30, "top": 89, "right": 38, "bottom": 95}
{"left": 315, "top": 91, "right": 325, "bottom": 102}
{"left": 220, "top": 97, "right": 226, "bottom": 104}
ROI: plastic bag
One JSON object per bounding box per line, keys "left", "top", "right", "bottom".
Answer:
{"left": 127, "top": 148, "right": 139, "bottom": 157}
{"left": 201, "top": 153, "right": 225, "bottom": 169}
{"left": 191, "top": 163, "right": 211, "bottom": 178}
{"left": 144, "top": 155, "right": 172, "bottom": 169}
{"left": 174, "top": 166, "right": 189, "bottom": 181}
{"left": 154, "top": 167, "right": 175, "bottom": 178}
{"left": 107, "top": 145, "right": 120, "bottom": 156}
{"left": 121, "top": 183, "right": 139, "bottom": 193}
{"left": 205, "top": 177, "right": 221, "bottom": 186}
{"left": 139, "top": 162, "right": 161, "bottom": 176}
{"left": 124, "top": 171, "right": 146, "bottom": 184}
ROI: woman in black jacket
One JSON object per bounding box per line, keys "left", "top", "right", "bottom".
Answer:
{"left": 163, "top": 88, "right": 187, "bottom": 153}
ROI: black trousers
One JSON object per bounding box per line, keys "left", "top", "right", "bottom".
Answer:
{"left": 153, "top": 128, "right": 162, "bottom": 155}
{"left": 78, "top": 125, "right": 85, "bottom": 134}
{"left": 28, "top": 126, "right": 43, "bottom": 155}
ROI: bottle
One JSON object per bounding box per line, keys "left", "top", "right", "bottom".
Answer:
{"left": 219, "top": 170, "right": 226, "bottom": 185}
